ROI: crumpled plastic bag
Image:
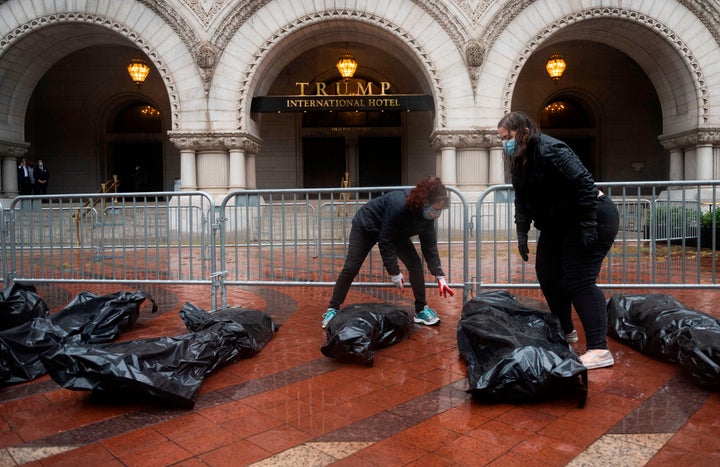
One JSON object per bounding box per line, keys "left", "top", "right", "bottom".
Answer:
{"left": 458, "top": 291, "right": 587, "bottom": 405}
{"left": 1, "top": 288, "right": 156, "bottom": 386}
{"left": 51, "top": 290, "right": 157, "bottom": 343}
{"left": 40, "top": 303, "right": 277, "bottom": 407}
{"left": 321, "top": 302, "right": 412, "bottom": 366}
{"left": 0, "top": 318, "right": 67, "bottom": 385}
{"left": 0, "top": 283, "right": 49, "bottom": 331}
{"left": 608, "top": 293, "right": 720, "bottom": 390}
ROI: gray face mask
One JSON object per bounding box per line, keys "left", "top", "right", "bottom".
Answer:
{"left": 423, "top": 205, "right": 442, "bottom": 220}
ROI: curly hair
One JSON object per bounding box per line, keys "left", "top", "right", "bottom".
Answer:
{"left": 406, "top": 176, "right": 449, "bottom": 210}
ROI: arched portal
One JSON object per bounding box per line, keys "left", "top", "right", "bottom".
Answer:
{"left": 23, "top": 44, "right": 177, "bottom": 193}
{"left": 247, "top": 34, "right": 439, "bottom": 189}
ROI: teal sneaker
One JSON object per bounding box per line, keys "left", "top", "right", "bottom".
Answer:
{"left": 414, "top": 306, "right": 440, "bottom": 325}
{"left": 322, "top": 308, "right": 338, "bottom": 328}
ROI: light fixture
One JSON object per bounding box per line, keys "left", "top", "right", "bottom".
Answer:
{"left": 139, "top": 105, "right": 161, "bottom": 118}
{"left": 543, "top": 101, "right": 566, "bottom": 113}
{"left": 127, "top": 57, "right": 151, "bottom": 87}
{"left": 545, "top": 52, "right": 567, "bottom": 83}
{"left": 336, "top": 45, "right": 358, "bottom": 80}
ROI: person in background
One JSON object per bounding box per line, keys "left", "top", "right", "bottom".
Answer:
{"left": 33, "top": 159, "right": 49, "bottom": 195}
{"left": 322, "top": 176, "right": 455, "bottom": 329}
{"left": 17, "top": 158, "right": 32, "bottom": 195}
{"left": 497, "top": 111, "right": 620, "bottom": 370}
{"left": 130, "top": 165, "right": 145, "bottom": 192}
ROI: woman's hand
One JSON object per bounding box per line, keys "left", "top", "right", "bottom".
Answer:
{"left": 436, "top": 276, "right": 454, "bottom": 297}
{"left": 391, "top": 273, "right": 404, "bottom": 292}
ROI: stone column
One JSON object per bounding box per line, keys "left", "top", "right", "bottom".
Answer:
{"left": 669, "top": 148, "right": 683, "bottom": 180}
{"left": 0, "top": 141, "right": 29, "bottom": 197}
{"left": 456, "top": 148, "right": 486, "bottom": 191}
{"left": 489, "top": 147, "right": 506, "bottom": 185}
{"left": 430, "top": 129, "right": 498, "bottom": 190}
{"left": 169, "top": 132, "right": 262, "bottom": 193}
{"left": 228, "top": 148, "right": 245, "bottom": 191}
{"left": 660, "top": 129, "right": 720, "bottom": 181}
{"left": 245, "top": 153, "right": 257, "bottom": 189}
{"left": 180, "top": 148, "right": 197, "bottom": 191}
{"left": 695, "top": 144, "right": 713, "bottom": 180}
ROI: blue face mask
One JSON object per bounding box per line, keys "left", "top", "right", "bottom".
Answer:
{"left": 423, "top": 205, "right": 442, "bottom": 220}
{"left": 502, "top": 138, "right": 517, "bottom": 156}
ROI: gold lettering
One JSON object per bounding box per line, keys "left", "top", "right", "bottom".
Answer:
{"left": 380, "top": 82, "right": 390, "bottom": 95}
{"left": 315, "top": 82, "right": 328, "bottom": 96}
{"left": 295, "top": 82, "right": 309, "bottom": 96}
{"left": 335, "top": 81, "right": 350, "bottom": 96}
{"left": 356, "top": 82, "right": 373, "bottom": 95}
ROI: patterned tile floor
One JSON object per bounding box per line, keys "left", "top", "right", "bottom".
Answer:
{"left": 1, "top": 283, "right": 719, "bottom": 466}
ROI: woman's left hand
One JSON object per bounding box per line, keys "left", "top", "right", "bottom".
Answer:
{"left": 436, "top": 276, "right": 454, "bottom": 298}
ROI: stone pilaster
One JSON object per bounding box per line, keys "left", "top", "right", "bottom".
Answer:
{"left": 169, "top": 132, "right": 262, "bottom": 193}
{"left": 430, "top": 129, "right": 499, "bottom": 190}
{"left": 0, "top": 141, "right": 29, "bottom": 197}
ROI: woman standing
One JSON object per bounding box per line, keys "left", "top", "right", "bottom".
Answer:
{"left": 322, "top": 177, "right": 454, "bottom": 329}
{"left": 497, "top": 111, "right": 620, "bottom": 369}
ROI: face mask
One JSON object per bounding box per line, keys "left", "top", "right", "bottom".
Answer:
{"left": 423, "top": 205, "right": 442, "bottom": 220}
{"left": 502, "top": 138, "right": 517, "bottom": 156}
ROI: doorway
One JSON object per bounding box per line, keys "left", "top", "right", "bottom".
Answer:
{"left": 359, "top": 137, "right": 401, "bottom": 187}
{"left": 107, "top": 142, "right": 164, "bottom": 192}
{"left": 303, "top": 137, "right": 346, "bottom": 188}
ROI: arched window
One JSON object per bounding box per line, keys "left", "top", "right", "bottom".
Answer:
{"left": 539, "top": 98, "right": 592, "bottom": 128}
{"left": 111, "top": 103, "right": 162, "bottom": 133}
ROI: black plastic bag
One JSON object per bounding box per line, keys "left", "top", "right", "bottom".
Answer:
{"left": 608, "top": 293, "right": 720, "bottom": 389}
{"left": 0, "top": 318, "right": 67, "bottom": 385}
{"left": 321, "top": 302, "right": 412, "bottom": 366}
{"left": 0, "top": 283, "right": 49, "bottom": 331}
{"left": 41, "top": 303, "right": 277, "bottom": 407}
{"left": 50, "top": 290, "right": 157, "bottom": 343}
{"left": 458, "top": 291, "right": 587, "bottom": 405}
{"left": 180, "top": 303, "right": 278, "bottom": 372}
{"left": 1, "top": 288, "right": 155, "bottom": 386}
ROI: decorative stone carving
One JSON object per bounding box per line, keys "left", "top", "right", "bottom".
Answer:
{"left": 430, "top": 129, "right": 498, "bottom": 150}
{"left": 0, "top": 141, "right": 29, "bottom": 157}
{"left": 194, "top": 42, "right": 219, "bottom": 94}
{"left": 169, "top": 132, "right": 263, "bottom": 154}
{"left": 465, "top": 40, "right": 485, "bottom": 67}
{"left": 659, "top": 129, "right": 720, "bottom": 149}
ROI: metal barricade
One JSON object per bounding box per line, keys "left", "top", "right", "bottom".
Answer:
{"left": 6, "top": 192, "right": 219, "bottom": 307}
{"left": 0, "top": 202, "right": 6, "bottom": 287}
{"left": 5, "top": 180, "right": 718, "bottom": 309}
{"left": 473, "top": 181, "right": 720, "bottom": 295}
{"left": 218, "top": 187, "right": 470, "bottom": 307}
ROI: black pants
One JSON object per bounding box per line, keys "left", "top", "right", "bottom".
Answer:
{"left": 329, "top": 224, "right": 427, "bottom": 312}
{"left": 535, "top": 195, "right": 619, "bottom": 349}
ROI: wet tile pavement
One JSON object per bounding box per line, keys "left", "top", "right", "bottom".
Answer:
{"left": 1, "top": 283, "right": 719, "bottom": 466}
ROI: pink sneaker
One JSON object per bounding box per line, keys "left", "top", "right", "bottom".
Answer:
{"left": 579, "top": 349, "right": 614, "bottom": 369}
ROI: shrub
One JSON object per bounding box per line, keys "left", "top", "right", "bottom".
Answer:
{"left": 700, "top": 208, "right": 720, "bottom": 228}
{"left": 647, "top": 204, "right": 699, "bottom": 226}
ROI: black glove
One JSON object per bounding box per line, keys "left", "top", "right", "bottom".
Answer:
{"left": 517, "top": 232, "right": 529, "bottom": 262}
{"left": 580, "top": 225, "right": 598, "bottom": 247}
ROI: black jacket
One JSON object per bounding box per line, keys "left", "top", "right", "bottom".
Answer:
{"left": 352, "top": 190, "right": 444, "bottom": 277}
{"left": 512, "top": 133, "right": 598, "bottom": 235}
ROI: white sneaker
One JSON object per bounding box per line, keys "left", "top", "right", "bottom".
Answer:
{"left": 579, "top": 349, "right": 614, "bottom": 369}
{"left": 565, "top": 330, "right": 578, "bottom": 343}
